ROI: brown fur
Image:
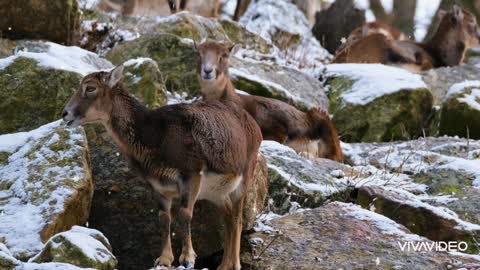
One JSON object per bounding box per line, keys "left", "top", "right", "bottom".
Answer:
{"left": 336, "top": 21, "right": 409, "bottom": 54}
{"left": 196, "top": 41, "right": 343, "bottom": 162}
{"left": 63, "top": 66, "right": 262, "bottom": 270}
{"left": 333, "top": 5, "right": 480, "bottom": 71}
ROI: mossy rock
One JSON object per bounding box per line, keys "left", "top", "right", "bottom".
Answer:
{"left": 106, "top": 33, "right": 198, "bottom": 96}
{"left": 0, "top": 57, "right": 81, "bottom": 134}
{"left": 30, "top": 226, "right": 117, "bottom": 270}
{"left": 122, "top": 58, "right": 167, "bottom": 108}
{"left": 0, "top": 121, "right": 93, "bottom": 260}
{"left": 0, "top": 0, "right": 79, "bottom": 45}
{"left": 230, "top": 57, "right": 329, "bottom": 111}
{"left": 0, "top": 244, "right": 20, "bottom": 270}
{"left": 260, "top": 141, "right": 347, "bottom": 214}
{"left": 439, "top": 83, "right": 480, "bottom": 139}
{"left": 327, "top": 75, "right": 433, "bottom": 143}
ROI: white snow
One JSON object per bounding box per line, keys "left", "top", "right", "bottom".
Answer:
{"left": 123, "top": 57, "right": 156, "bottom": 69}
{"left": 239, "top": 0, "right": 331, "bottom": 69}
{"left": 78, "top": 0, "right": 100, "bottom": 10}
{"left": 0, "top": 42, "right": 113, "bottom": 75}
{"left": 446, "top": 81, "right": 480, "bottom": 99}
{"left": 445, "top": 81, "right": 480, "bottom": 111}
{"left": 338, "top": 202, "right": 426, "bottom": 241}
{"left": 229, "top": 67, "right": 303, "bottom": 105}
{"left": 166, "top": 91, "right": 198, "bottom": 105}
{"left": 0, "top": 121, "right": 89, "bottom": 258}
{"left": 326, "top": 64, "right": 427, "bottom": 106}
{"left": 260, "top": 140, "right": 343, "bottom": 195}
{"left": 30, "top": 226, "right": 114, "bottom": 264}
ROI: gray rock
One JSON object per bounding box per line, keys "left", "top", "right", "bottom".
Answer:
{"left": 230, "top": 57, "right": 329, "bottom": 110}
{"left": 325, "top": 64, "right": 433, "bottom": 142}
{"left": 439, "top": 81, "right": 480, "bottom": 139}
{"left": 30, "top": 226, "right": 117, "bottom": 270}
{"left": 242, "top": 202, "right": 478, "bottom": 269}
{"left": 356, "top": 185, "right": 480, "bottom": 253}
{"left": 0, "top": 0, "right": 80, "bottom": 45}
{"left": 343, "top": 137, "right": 480, "bottom": 231}
{"left": 0, "top": 121, "right": 93, "bottom": 260}
{"left": 260, "top": 141, "right": 348, "bottom": 214}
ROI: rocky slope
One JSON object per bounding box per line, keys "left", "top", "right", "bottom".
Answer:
{"left": 0, "top": 0, "right": 480, "bottom": 269}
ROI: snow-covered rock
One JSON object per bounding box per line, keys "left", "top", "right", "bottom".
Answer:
{"left": 122, "top": 57, "right": 168, "bottom": 108}
{"left": 324, "top": 64, "right": 433, "bottom": 142}
{"left": 107, "top": 31, "right": 328, "bottom": 109}
{"left": 0, "top": 41, "right": 112, "bottom": 133}
{"left": 0, "top": 121, "right": 93, "bottom": 260}
{"left": 260, "top": 141, "right": 348, "bottom": 214}
{"left": 343, "top": 137, "right": 480, "bottom": 228}
{"left": 440, "top": 80, "right": 480, "bottom": 139}
{"left": 239, "top": 0, "right": 332, "bottom": 69}
{"left": 357, "top": 185, "right": 480, "bottom": 253}
{"left": 230, "top": 57, "right": 329, "bottom": 110}
{"left": 243, "top": 202, "right": 478, "bottom": 269}
{"left": 30, "top": 226, "right": 117, "bottom": 270}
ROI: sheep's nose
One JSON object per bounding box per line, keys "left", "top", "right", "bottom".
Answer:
{"left": 62, "top": 110, "right": 69, "bottom": 120}
{"left": 204, "top": 67, "right": 213, "bottom": 75}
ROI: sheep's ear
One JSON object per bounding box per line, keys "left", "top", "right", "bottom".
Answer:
{"left": 108, "top": 65, "right": 124, "bottom": 88}
{"left": 437, "top": 9, "right": 447, "bottom": 20}
{"left": 452, "top": 5, "right": 464, "bottom": 24}
{"left": 229, "top": 44, "right": 242, "bottom": 58}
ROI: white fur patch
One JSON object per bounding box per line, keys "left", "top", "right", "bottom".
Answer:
{"left": 198, "top": 172, "right": 243, "bottom": 206}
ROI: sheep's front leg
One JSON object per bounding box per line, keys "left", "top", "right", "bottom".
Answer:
{"left": 154, "top": 194, "right": 174, "bottom": 269}
{"left": 178, "top": 174, "right": 201, "bottom": 268}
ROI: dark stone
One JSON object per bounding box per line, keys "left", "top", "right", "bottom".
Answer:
{"left": 312, "top": 0, "right": 365, "bottom": 54}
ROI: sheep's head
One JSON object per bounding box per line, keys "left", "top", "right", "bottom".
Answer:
{"left": 436, "top": 4, "right": 480, "bottom": 65}
{"left": 63, "top": 65, "right": 124, "bottom": 127}
{"left": 195, "top": 40, "right": 241, "bottom": 92}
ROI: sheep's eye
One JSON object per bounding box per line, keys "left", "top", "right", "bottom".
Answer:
{"left": 86, "top": 86, "right": 96, "bottom": 93}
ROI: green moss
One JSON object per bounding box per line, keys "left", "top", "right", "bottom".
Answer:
{"left": 106, "top": 34, "right": 199, "bottom": 96}
{"left": 123, "top": 60, "right": 167, "bottom": 108}
{"left": 327, "top": 75, "right": 433, "bottom": 142}
{"left": 439, "top": 87, "right": 480, "bottom": 139}
{"left": 0, "top": 57, "right": 81, "bottom": 134}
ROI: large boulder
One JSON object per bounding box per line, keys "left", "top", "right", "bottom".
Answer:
{"left": 421, "top": 58, "right": 480, "bottom": 105}
{"left": 239, "top": 0, "right": 331, "bottom": 68}
{"left": 312, "top": 0, "right": 366, "bottom": 54}
{"left": 122, "top": 57, "right": 168, "bottom": 108}
{"left": 0, "top": 41, "right": 112, "bottom": 134}
{"left": 82, "top": 12, "right": 272, "bottom": 56}
{"left": 439, "top": 80, "right": 480, "bottom": 139}
{"left": 87, "top": 119, "right": 269, "bottom": 269}
{"left": 230, "top": 57, "right": 328, "bottom": 110}
{"left": 325, "top": 64, "right": 433, "bottom": 142}
{"left": 0, "top": 0, "right": 80, "bottom": 45}
{"left": 343, "top": 137, "right": 480, "bottom": 232}
{"left": 30, "top": 226, "right": 117, "bottom": 270}
{"left": 242, "top": 202, "right": 478, "bottom": 269}
{"left": 0, "top": 121, "right": 93, "bottom": 260}
{"left": 356, "top": 186, "right": 480, "bottom": 253}
{"left": 260, "top": 141, "right": 348, "bottom": 214}
{"left": 107, "top": 33, "right": 328, "bottom": 110}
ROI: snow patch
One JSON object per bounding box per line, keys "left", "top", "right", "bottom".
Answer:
{"left": 326, "top": 64, "right": 427, "bottom": 106}
{"left": 0, "top": 42, "right": 113, "bottom": 75}
{"left": 338, "top": 202, "right": 426, "bottom": 241}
